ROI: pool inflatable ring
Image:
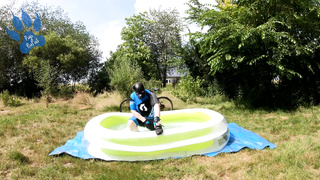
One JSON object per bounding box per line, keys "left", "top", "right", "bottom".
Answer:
{"left": 84, "top": 108, "right": 230, "bottom": 161}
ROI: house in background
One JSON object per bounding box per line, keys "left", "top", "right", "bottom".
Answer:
{"left": 166, "top": 67, "right": 186, "bottom": 84}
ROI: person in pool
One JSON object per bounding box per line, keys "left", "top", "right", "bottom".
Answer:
{"left": 128, "top": 82, "right": 163, "bottom": 135}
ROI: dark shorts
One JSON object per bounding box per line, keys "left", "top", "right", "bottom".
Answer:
{"left": 129, "top": 116, "right": 155, "bottom": 130}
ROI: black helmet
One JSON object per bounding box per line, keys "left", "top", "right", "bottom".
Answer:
{"left": 133, "top": 82, "right": 145, "bottom": 94}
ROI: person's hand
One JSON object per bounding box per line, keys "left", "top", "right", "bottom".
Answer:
{"left": 142, "top": 117, "right": 147, "bottom": 123}
{"left": 154, "top": 116, "right": 160, "bottom": 123}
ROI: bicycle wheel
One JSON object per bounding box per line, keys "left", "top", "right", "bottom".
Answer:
{"left": 119, "top": 98, "right": 131, "bottom": 112}
{"left": 158, "top": 96, "right": 173, "bottom": 111}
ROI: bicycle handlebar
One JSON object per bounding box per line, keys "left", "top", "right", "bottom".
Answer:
{"left": 150, "top": 88, "right": 159, "bottom": 92}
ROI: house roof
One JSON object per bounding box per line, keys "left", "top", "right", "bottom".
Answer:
{"left": 167, "top": 67, "right": 186, "bottom": 78}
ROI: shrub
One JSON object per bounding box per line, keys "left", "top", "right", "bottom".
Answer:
{"left": 1, "top": 90, "right": 10, "bottom": 106}
{"left": 109, "top": 58, "right": 144, "bottom": 98}
{"left": 143, "top": 78, "right": 162, "bottom": 92}
{"left": 1, "top": 90, "right": 22, "bottom": 107}
{"left": 8, "top": 96, "right": 22, "bottom": 107}
{"left": 58, "top": 85, "right": 75, "bottom": 99}
{"left": 173, "top": 75, "right": 205, "bottom": 102}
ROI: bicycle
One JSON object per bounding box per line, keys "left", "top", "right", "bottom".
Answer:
{"left": 119, "top": 88, "right": 173, "bottom": 112}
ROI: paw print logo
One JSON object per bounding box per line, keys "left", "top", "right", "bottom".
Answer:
{"left": 6, "top": 9, "right": 46, "bottom": 54}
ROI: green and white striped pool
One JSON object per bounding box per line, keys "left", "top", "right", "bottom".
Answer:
{"left": 84, "top": 108, "right": 230, "bottom": 161}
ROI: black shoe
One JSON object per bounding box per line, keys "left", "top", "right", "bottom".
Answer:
{"left": 155, "top": 123, "right": 163, "bottom": 135}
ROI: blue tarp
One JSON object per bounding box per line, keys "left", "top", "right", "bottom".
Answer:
{"left": 205, "top": 123, "right": 276, "bottom": 157}
{"left": 49, "top": 123, "right": 276, "bottom": 160}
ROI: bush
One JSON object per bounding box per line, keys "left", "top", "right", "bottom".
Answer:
{"left": 75, "top": 84, "right": 91, "bottom": 93}
{"left": 173, "top": 75, "right": 205, "bottom": 102}
{"left": 1, "top": 90, "right": 22, "bottom": 107}
{"left": 58, "top": 85, "right": 75, "bottom": 99}
{"left": 1, "top": 90, "right": 10, "bottom": 106}
{"left": 8, "top": 96, "right": 22, "bottom": 107}
{"left": 143, "top": 78, "right": 162, "bottom": 92}
{"left": 87, "top": 64, "right": 110, "bottom": 96}
{"left": 109, "top": 58, "right": 144, "bottom": 98}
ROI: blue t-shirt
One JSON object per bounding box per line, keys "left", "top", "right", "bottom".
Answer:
{"left": 130, "top": 89, "right": 159, "bottom": 118}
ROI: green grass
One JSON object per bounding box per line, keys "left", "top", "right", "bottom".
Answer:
{"left": 0, "top": 92, "right": 320, "bottom": 179}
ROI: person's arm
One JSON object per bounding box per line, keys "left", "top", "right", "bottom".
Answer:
{"left": 150, "top": 92, "right": 160, "bottom": 118}
{"left": 129, "top": 93, "right": 146, "bottom": 122}
{"left": 131, "top": 110, "right": 147, "bottom": 122}
{"left": 153, "top": 103, "right": 160, "bottom": 117}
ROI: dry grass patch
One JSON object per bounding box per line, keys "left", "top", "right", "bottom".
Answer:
{"left": 93, "top": 91, "right": 123, "bottom": 111}
{"left": 279, "top": 116, "right": 289, "bottom": 120}
{"left": 264, "top": 113, "right": 277, "bottom": 120}
{"left": 158, "top": 91, "right": 185, "bottom": 110}
{"left": 69, "top": 91, "right": 94, "bottom": 110}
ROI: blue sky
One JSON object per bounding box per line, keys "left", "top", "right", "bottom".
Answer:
{"left": 1, "top": 0, "right": 215, "bottom": 60}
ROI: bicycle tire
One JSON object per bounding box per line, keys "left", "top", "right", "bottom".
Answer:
{"left": 120, "top": 96, "right": 174, "bottom": 112}
{"left": 158, "top": 96, "right": 173, "bottom": 111}
{"left": 119, "top": 98, "right": 131, "bottom": 112}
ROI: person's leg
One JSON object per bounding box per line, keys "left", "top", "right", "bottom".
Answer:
{"left": 128, "top": 116, "right": 139, "bottom": 132}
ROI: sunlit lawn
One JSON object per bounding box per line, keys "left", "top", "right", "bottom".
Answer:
{"left": 0, "top": 91, "right": 319, "bottom": 179}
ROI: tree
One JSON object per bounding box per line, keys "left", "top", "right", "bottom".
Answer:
{"left": 24, "top": 31, "right": 100, "bottom": 86}
{"left": 187, "top": 0, "right": 320, "bottom": 108}
{"left": 87, "top": 61, "right": 110, "bottom": 96}
{"left": 37, "top": 60, "right": 59, "bottom": 108}
{"left": 119, "top": 12, "right": 154, "bottom": 80}
{"left": 146, "top": 9, "right": 184, "bottom": 86}
{"left": 109, "top": 57, "right": 144, "bottom": 98}
{"left": 111, "top": 8, "right": 184, "bottom": 87}
{"left": 0, "top": 1, "right": 101, "bottom": 97}
{"left": 0, "top": 2, "right": 41, "bottom": 97}
{"left": 176, "top": 37, "right": 212, "bottom": 86}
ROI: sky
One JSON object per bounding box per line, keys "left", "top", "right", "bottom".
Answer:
{"left": 1, "top": 0, "right": 216, "bottom": 60}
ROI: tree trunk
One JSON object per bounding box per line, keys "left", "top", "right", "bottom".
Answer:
{"left": 162, "top": 64, "right": 167, "bottom": 87}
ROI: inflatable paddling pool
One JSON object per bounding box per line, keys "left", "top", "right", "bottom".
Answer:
{"left": 84, "top": 108, "right": 230, "bottom": 161}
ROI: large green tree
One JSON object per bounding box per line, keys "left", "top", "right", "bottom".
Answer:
{"left": 24, "top": 31, "right": 99, "bottom": 90}
{"left": 0, "top": 1, "right": 101, "bottom": 97}
{"left": 146, "top": 9, "right": 183, "bottom": 86}
{"left": 187, "top": 0, "right": 320, "bottom": 108}
{"left": 110, "top": 8, "right": 184, "bottom": 87}
{"left": 0, "top": 2, "right": 40, "bottom": 97}
{"left": 111, "top": 12, "right": 153, "bottom": 79}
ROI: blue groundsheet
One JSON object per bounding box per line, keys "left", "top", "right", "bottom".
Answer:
{"left": 49, "top": 123, "right": 276, "bottom": 160}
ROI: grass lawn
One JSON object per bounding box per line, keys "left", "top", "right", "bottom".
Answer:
{"left": 0, "top": 91, "right": 319, "bottom": 179}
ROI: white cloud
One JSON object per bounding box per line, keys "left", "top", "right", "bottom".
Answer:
{"left": 0, "top": 0, "right": 11, "bottom": 6}
{"left": 0, "top": 0, "right": 24, "bottom": 9}
{"left": 93, "top": 20, "right": 124, "bottom": 60}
